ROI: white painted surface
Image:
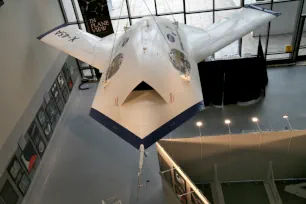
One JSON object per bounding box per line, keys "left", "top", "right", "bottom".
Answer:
{"left": 91, "top": 17, "right": 203, "bottom": 138}
{"left": 0, "top": 0, "right": 64, "bottom": 150}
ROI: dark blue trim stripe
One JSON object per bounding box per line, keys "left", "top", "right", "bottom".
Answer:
{"left": 89, "top": 101, "right": 204, "bottom": 149}
{"left": 90, "top": 108, "right": 143, "bottom": 149}
{"left": 37, "top": 24, "right": 68, "bottom": 40}
{"left": 245, "top": 4, "right": 281, "bottom": 17}
{"left": 143, "top": 101, "right": 205, "bottom": 149}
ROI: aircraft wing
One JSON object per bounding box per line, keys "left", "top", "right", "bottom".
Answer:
{"left": 181, "top": 5, "right": 281, "bottom": 62}
{"left": 38, "top": 24, "right": 123, "bottom": 72}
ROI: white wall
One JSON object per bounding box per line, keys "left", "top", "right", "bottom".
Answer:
{"left": 0, "top": 0, "right": 65, "bottom": 149}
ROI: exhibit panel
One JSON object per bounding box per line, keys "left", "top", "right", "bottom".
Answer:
{"left": 0, "top": 57, "right": 79, "bottom": 204}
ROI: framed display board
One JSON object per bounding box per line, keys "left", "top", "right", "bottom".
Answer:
{"left": 44, "top": 92, "right": 60, "bottom": 130}
{"left": 57, "top": 71, "right": 70, "bottom": 102}
{"left": 18, "top": 134, "right": 40, "bottom": 179}
{"left": 62, "top": 64, "right": 74, "bottom": 91}
{"left": 7, "top": 157, "right": 31, "bottom": 196}
{"left": 27, "top": 121, "right": 46, "bottom": 156}
{"left": 50, "top": 81, "right": 65, "bottom": 113}
{"left": 36, "top": 105, "right": 53, "bottom": 141}
{"left": 0, "top": 181, "right": 19, "bottom": 204}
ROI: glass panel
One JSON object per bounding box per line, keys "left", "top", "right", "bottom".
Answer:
{"left": 185, "top": 0, "right": 212, "bottom": 12}
{"left": 112, "top": 19, "right": 130, "bottom": 32}
{"left": 215, "top": 0, "right": 240, "bottom": 9}
{"left": 45, "top": 95, "right": 60, "bottom": 128}
{"left": 131, "top": 18, "right": 143, "bottom": 25}
{"left": 36, "top": 106, "right": 53, "bottom": 140}
{"left": 18, "top": 174, "right": 30, "bottom": 195}
{"left": 267, "top": 53, "right": 290, "bottom": 60}
{"left": 186, "top": 13, "right": 213, "bottom": 29}
{"left": 266, "top": 2, "right": 297, "bottom": 59}
{"left": 50, "top": 81, "right": 65, "bottom": 113}
{"left": 156, "top": 0, "right": 183, "bottom": 14}
{"left": 18, "top": 134, "right": 40, "bottom": 179}
{"left": 62, "top": 0, "right": 77, "bottom": 22}
{"left": 128, "top": 0, "right": 156, "bottom": 17}
{"left": 0, "top": 181, "right": 18, "bottom": 204}
{"left": 160, "top": 14, "right": 184, "bottom": 23}
{"left": 298, "top": 18, "right": 306, "bottom": 56}
{"left": 72, "top": 0, "right": 84, "bottom": 21}
{"left": 62, "top": 64, "right": 74, "bottom": 91}
{"left": 81, "top": 23, "right": 86, "bottom": 31}
{"left": 241, "top": 4, "right": 268, "bottom": 58}
{"left": 27, "top": 121, "right": 46, "bottom": 156}
{"left": 242, "top": 32, "right": 267, "bottom": 58}
{"left": 215, "top": 10, "right": 239, "bottom": 59}
{"left": 7, "top": 157, "right": 22, "bottom": 181}
{"left": 109, "top": 0, "right": 129, "bottom": 18}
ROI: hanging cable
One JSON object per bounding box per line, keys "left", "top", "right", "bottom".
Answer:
{"left": 107, "top": 0, "right": 125, "bottom": 81}
{"left": 141, "top": 0, "right": 172, "bottom": 51}
{"left": 163, "top": 0, "right": 176, "bottom": 22}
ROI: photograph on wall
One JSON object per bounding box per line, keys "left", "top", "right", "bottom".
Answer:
{"left": 57, "top": 72, "right": 69, "bottom": 102}
{"left": 45, "top": 97, "right": 60, "bottom": 127}
{"left": 0, "top": 181, "right": 19, "bottom": 204}
{"left": 51, "top": 82, "right": 64, "bottom": 113}
{"left": 27, "top": 121, "right": 46, "bottom": 156}
{"left": 57, "top": 72, "right": 65, "bottom": 88}
{"left": 77, "top": 0, "right": 114, "bottom": 38}
{"left": 157, "top": 154, "right": 173, "bottom": 188}
{"left": 17, "top": 174, "right": 30, "bottom": 195}
{"left": 7, "top": 157, "right": 22, "bottom": 182}
{"left": 62, "top": 64, "right": 74, "bottom": 91}
{"left": 191, "top": 192, "right": 205, "bottom": 204}
{"left": 37, "top": 106, "right": 53, "bottom": 140}
{"left": 174, "top": 169, "right": 187, "bottom": 204}
{"left": 20, "top": 140, "right": 38, "bottom": 173}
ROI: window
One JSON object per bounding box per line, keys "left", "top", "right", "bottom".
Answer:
{"left": 156, "top": 0, "right": 183, "bottom": 14}
{"left": 128, "top": 0, "right": 156, "bottom": 17}
{"left": 0, "top": 181, "right": 19, "bottom": 204}
{"left": 186, "top": 13, "right": 213, "bottom": 29}
{"left": 185, "top": 0, "right": 212, "bottom": 12}
{"left": 214, "top": 10, "right": 239, "bottom": 59}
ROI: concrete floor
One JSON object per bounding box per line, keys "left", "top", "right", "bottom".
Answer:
{"left": 21, "top": 83, "right": 179, "bottom": 204}
{"left": 167, "top": 65, "right": 306, "bottom": 139}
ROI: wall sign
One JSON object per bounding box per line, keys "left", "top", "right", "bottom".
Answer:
{"left": 77, "top": 0, "right": 114, "bottom": 38}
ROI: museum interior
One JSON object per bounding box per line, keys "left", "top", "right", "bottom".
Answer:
{"left": 1, "top": 0, "right": 306, "bottom": 203}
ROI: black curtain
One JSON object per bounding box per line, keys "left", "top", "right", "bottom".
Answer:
{"left": 198, "top": 38, "right": 268, "bottom": 106}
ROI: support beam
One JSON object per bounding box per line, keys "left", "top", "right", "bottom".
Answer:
{"left": 211, "top": 164, "right": 225, "bottom": 204}
{"left": 264, "top": 161, "right": 283, "bottom": 204}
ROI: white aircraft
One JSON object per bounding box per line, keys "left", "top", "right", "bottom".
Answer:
{"left": 38, "top": 5, "right": 280, "bottom": 149}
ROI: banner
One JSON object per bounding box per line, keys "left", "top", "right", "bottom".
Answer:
{"left": 78, "top": 0, "right": 114, "bottom": 38}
